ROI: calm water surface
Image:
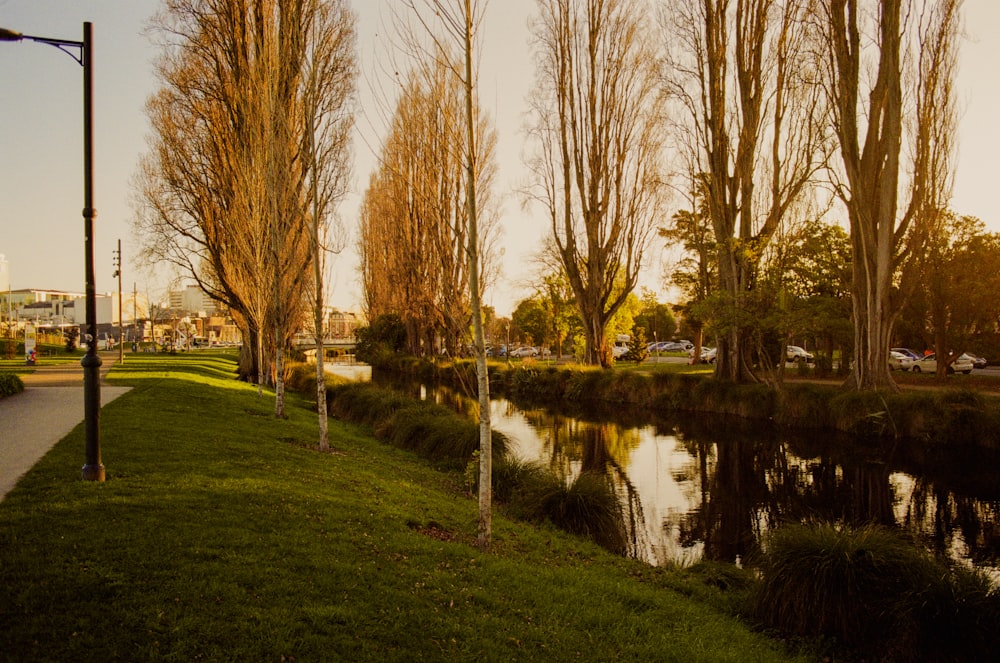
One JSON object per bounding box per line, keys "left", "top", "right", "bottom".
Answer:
{"left": 397, "top": 380, "right": 1000, "bottom": 575}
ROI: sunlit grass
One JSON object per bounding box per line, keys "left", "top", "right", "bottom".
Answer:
{"left": 0, "top": 351, "right": 810, "bottom": 661}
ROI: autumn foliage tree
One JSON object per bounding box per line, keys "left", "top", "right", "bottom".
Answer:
{"left": 359, "top": 54, "right": 498, "bottom": 357}
{"left": 134, "top": 0, "right": 357, "bottom": 412}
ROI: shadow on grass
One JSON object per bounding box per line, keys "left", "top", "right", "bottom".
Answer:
{"left": 107, "top": 351, "right": 244, "bottom": 387}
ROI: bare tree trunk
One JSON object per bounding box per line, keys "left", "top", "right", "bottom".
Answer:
{"left": 822, "top": 0, "right": 960, "bottom": 391}
{"left": 256, "top": 329, "right": 265, "bottom": 398}
{"left": 309, "top": 111, "right": 330, "bottom": 448}
{"left": 457, "top": 0, "right": 492, "bottom": 551}
{"left": 528, "top": 0, "right": 664, "bottom": 368}
{"left": 274, "top": 329, "right": 285, "bottom": 416}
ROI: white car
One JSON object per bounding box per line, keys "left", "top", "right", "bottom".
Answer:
{"left": 909, "top": 353, "right": 973, "bottom": 375}
{"left": 888, "top": 350, "right": 912, "bottom": 371}
{"left": 509, "top": 346, "right": 538, "bottom": 358}
{"left": 688, "top": 346, "right": 716, "bottom": 363}
{"left": 786, "top": 345, "right": 814, "bottom": 363}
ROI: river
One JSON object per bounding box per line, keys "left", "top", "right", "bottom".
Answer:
{"left": 385, "top": 378, "right": 1000, "bottom": 575}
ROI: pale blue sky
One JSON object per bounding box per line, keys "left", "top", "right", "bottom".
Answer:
{"left": 1, "top": 0, "right": 997, "bottom": 316}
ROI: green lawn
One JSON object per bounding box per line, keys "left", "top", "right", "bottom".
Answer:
{"left": 0, "top": 352, "right": 810, "bottom": 661}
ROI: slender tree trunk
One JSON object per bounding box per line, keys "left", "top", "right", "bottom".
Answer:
{"left": 274, "top": 329, "right": 285, "bottom": 417}
{"left": 462, "top": 0, "right": 492, "bottom": 552}
{"left": 312, "top": 154, "right": 330, "bottom": 448}
{"left": 256, "top": 329, "right": 265, "bottom": 398}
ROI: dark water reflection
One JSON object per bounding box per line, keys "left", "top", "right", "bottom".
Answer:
{"left": 382, "top": 378, "right": 1000, "bottom": 575}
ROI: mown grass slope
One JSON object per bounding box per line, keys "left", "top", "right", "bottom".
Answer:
{"left": 0, "top": 352, "right": 809, "bottom": 661}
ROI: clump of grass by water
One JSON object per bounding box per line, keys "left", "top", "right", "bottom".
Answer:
{"left": 380, "top": 404, "right": 507, "bottom": 469}
{"left": 489, "top": 457, "right": 628, "bottom": 556}
{"left": 774, "top": 382, "right": 836, "bottom": 428}
{"left": 327, "top": 382, "right": 413, "bottom": 426}
{"left": 754, "top": 522, "right": 1000, "bottom": 661}
{"left": 827, "top": 390, "right": 899, "bottom": 437}
{"left": 689, "top": 379, "right": 776, "bottom": 418}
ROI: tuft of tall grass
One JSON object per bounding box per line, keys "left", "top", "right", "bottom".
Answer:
{"left": 490, "top": 455, "right": 551, "bottom": 505}
{"left": 380, "top": 404, "right": 507, "bottom": 469}
{"left": 913, "top": 564, "right": 1000, "bottom": 662}
{"left": 827, "top": 390, "right": 898, "bottom": 437}
{"left": 494, "top": 460, "right": 627, "bottom": 555}
{"left": 482, "top": 456, "right": 628, "bottom": 555}
{"left": 754, "top": 522, "right": 1000, "bottom": 660}
{"left": 327, "top": 383, "right": 413, "bottom": 426}
{"left": 540, "top": 472, "right": 629, "bottom": 555}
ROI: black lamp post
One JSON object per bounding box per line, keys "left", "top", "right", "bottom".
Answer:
{"left": 1, "top": 22, "right": 104, "bottom": 481}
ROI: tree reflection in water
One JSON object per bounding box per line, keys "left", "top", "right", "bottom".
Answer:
{"left": 381, "top": 377, "right": 1000, "bottom": 574}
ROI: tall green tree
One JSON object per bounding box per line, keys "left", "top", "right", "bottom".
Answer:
{"left": 511, "top": 298, "right": 552, "bottom": 348}
{"left": 661, "top": 185, "right": 717, "bottom": 361}
{"left": 908, "top": 214, "right": 1000, "bottom": 378}
{"left": 774, "top": 219, "right": 853, "bottom": 372}
{"left": 634, "top": 289, "right": 677, "bottom": 347}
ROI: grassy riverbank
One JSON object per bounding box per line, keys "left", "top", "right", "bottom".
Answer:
{"left": 0, "top": 352, "right": 809, "bottom": 661}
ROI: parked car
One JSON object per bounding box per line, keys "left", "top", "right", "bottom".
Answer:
{"left": 966, "top": 353, "right": 988, "bottom": 369}
{"left": 662, "top": 341, "right": 694, "bottom": 352}
{"left": 688, "top": 346, "right": 716, "bottom": 363}
{"left": 891, "top": 347, "right": 922, "bottom": 361}
{"left": 909, "top": 353, "right": 973, "bottom": 374}
{"left": 612, "top": 343, "right": 629, "bottom": 359}
{"left": 786, "top": 345, "right": 814, "bottom": 363}
{"left": 509, "top": 346, "right": 538, "bottom": 358}
{"left": 888, "top": 350, "right": 912, "bottom": 371}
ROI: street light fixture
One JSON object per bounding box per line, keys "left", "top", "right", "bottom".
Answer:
{"left": 1, "top": 22, "right": 104, "bottom": 481}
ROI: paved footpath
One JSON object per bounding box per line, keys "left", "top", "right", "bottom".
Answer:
{"left": 0, "top": 354, "right": 130, "bottom": 501}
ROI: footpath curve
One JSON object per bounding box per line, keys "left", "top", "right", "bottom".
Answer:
{"left": 0, "top": 354, "right": 130, "bottom": 501}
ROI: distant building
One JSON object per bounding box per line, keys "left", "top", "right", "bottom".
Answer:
{"left": 169, "top": 285, "right": 220, "bottom": 316}
{"left": 328, "top": 309, "right": 363, "bottom": 339}
{"left": 7, "top": 289, "right": 90, "bottom": 324}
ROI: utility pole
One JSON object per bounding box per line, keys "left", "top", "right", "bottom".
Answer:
{"left": 133, "top": 282, "right": 138, "bottom": 351}
{"left": 113, "top": 239, "right": 123, "bottom": 363}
